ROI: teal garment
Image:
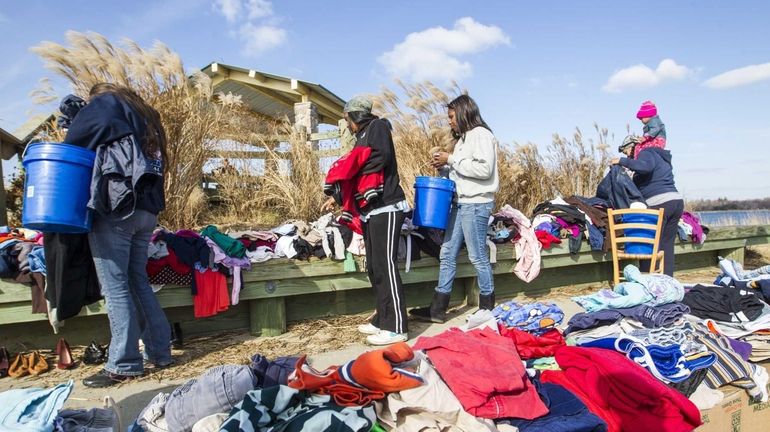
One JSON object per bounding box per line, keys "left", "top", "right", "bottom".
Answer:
{"left": 200, "top": 225, "right": 246, "bottom": 258}
{"left": 572, "top": 265, "right": 684, "bottom": 313}
{"left": 0, "top": 380, "right": 73, "bottom": 432}
{"left": 624, "top": 265, "right": 684, "bottom": 305}
{"left": 643, "top": 115, "right": 666, "bottom": 139}
{"left": 572, "top": 282, "right": 652, "bottom": 313}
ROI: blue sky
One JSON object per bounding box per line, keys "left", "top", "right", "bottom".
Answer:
{"left": 1, "top": 0, "right": 769, "bottom": 199}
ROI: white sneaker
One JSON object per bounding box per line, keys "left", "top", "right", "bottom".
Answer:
{"left": 366, "top": 330, "right": 408, "bottom": 346}
{"left": 357, "top": 323, "right": 380, "bottom": 335}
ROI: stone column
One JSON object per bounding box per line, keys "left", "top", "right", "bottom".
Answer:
{"left": 294, "top": 101, "right": 318, "bottom": 132}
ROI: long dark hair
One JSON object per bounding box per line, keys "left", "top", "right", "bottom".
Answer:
{"left": 89, "top": 83, "right": 167, "bottom": 162}
{"left": 447, "top": 94, "right": 491, "bottom": 138}
{"left": 346, "top": 110, "right": 379, "bottom": 131}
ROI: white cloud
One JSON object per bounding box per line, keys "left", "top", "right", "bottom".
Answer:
{"left": 378, "top": 17, "right": 510, "bottom": 83}
{"left": 246, "top": 0, "right": 273, "bottom": 19}
{"left": 213, "top": 0, "right": 284, "bottom": 56}
{"left": 238, "top": 22, "right": 286, "bottom": 57}
{"left": 213, "top": 0, "right": 241, "bottom": 22}
{"left": 703, "top": 62, "right": 770, "bottom": 89}
{"left": 214, "top": 0, "right": 273, "bottom": 22}
{"left": 602, "top": 58, "right": 693, "bottom": 93}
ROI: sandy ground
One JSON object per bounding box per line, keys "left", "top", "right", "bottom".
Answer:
{"left": 2, "top": 245, "right": 769, "bottom": 428}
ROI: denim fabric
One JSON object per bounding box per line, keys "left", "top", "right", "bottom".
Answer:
{"left": 436, "top": 202, "right": 494, "bottom": 295}
{"left": 492, "top": 301, "right": 565, "bottom": 335}
{"left": 250, "top": 355, "right": 299, "bottom": 388}
{"left": 587, "top": 223, "right": 604, "bottom": 251}
{"left": 56, "top": 408, "right": 115, "bottom": 431}
{"left": 28, "top": 246, "right": 46, "bottom": 274}
{"left": 88, "top": 210, "right": 171, "bottom": 376}
{"left": 165, "top": 365, "right": 257, "bottom": 432}
{"left": 0, "top": 380, "right": 73, "bottom": 432}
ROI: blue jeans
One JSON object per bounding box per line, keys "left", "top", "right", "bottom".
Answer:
{"left": 88, "top": 210, "right": 171, "bottom": 376}
{"left": 436, "top": 202, "right": 495, "bottom": 295}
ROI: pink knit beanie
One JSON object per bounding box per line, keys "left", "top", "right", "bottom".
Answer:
{"left": 636, "top": 100, "right": 657, "bottom": 119}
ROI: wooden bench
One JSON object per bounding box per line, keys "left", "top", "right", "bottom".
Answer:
{"left": 1, "top": 225, "right": 768, "bottom": 347}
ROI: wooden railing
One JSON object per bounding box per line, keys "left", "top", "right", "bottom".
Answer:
{"left": 1, "top": 225, "right": 767, "bottom": 348}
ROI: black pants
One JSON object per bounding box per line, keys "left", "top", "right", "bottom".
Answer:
{"left": 640, "top": 199, "right": 684, "bottom": 276}
{"left": 363, "top": 211, "right": 408, "bottom": 334}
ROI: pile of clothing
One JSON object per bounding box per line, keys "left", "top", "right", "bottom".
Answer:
{"left": 568, "top": 266, "right": 770, "bottom": 417}
{"left": 684, "top": 258, "right": 770, "bottom": 363}
{"left": 0, "top": 380, "right": 119, "bottom": 431}
{"left": 0, "top": 227, "right": 47, "bottom": 315}
{"left": 12, "top": 280, "right": 770, "bottom": 431}
{"left": 112, "top": 297, "right": 715, "bottom": 432}
{"left": 531, "top": 196, "right": 610, "bottom": 254}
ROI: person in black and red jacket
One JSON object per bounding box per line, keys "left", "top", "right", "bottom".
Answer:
{"left": 323, "top": 95, "right": 409, "bottom": 345}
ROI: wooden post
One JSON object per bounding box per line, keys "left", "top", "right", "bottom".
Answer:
{"left": 249, "top": 298, "right": 286, "bottom": 337}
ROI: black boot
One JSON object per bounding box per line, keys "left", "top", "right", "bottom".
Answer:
{"left": 171, "top": 322, "right": 184, "bottom": 349}
{"left": 409, "top": 292, "right": 451, "bottom": 323}
{"left": 479, "top": 292, "right": 495, "bottom": 311}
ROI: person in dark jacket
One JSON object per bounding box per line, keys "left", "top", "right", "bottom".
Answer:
{"left": 323, "top": 95, "right": 409, "bottom": 345}
{"left": 67, "top": 83, "right": 172, "bottom": 387}
{"left": 612, "top": 136, "right": 684, "bottom": 276}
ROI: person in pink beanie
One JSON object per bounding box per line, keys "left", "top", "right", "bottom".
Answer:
{"left": 634, "top": 100, "right": 666, "bottom": 158}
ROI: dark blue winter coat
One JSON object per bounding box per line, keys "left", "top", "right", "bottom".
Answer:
{"left": 618, "top": 147, "right": 678, "bottom": 200}
{"left": 65, "top": 93, "right": 165, "bottom": 220}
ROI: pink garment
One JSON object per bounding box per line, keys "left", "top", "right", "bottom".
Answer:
{"left": 636, "top": 100, "right": 657, "bottom": 119}
{"left": 681, "top": 211, "right": 705, "bottom": 244}
{"left": 496, "top": 205, "right": 541, "bottom": 282}
{"left": 413, "top": 327, "right": 548, "bottom": 420}
{"left": 633, "top": 136, "right": 667, "bottom": 159}
{"left": 205, "top": 238, "right": 251, "bottom": 305}
{"left": 554, "top": 217, "right": 580, "bottom": 238}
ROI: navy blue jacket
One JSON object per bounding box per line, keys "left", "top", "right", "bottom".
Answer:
{"left": 65, "top": 93, "right": 165, "bottom": 220}
{"left": 596, "top": 165, "right": 646, "bottom": 209}
{"left": 618, "top": 147, "right": 678, "bottom": 200}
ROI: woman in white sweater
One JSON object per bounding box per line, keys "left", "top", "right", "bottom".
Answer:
{"left": 410, "top": 95, "right": 499, "bottom": 323}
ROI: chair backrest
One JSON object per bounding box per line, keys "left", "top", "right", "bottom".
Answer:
{"left": 607, "top": 208, "right": 664, "bottom": 256}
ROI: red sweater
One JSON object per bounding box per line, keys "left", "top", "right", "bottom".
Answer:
{"left": 324, "top": 146, "right": 384, "bottom": 234}
{"left": 541, "top": 346, "right": 701, "bottom": 432}
{"left": 413, "top": 327, "right": 548, "bottom": 420}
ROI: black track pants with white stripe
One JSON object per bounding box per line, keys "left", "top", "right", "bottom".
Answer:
{"left": 363, "top": 210, "right": 408, "bottom": 334}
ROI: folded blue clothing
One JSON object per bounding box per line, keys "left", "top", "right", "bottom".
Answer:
{"left": 578, "top": 336, "right": 694, "bottom": 383}
{"left": 683, "top": 353, "right": 717, "bottom": 372}
{"left": 566, "top": 303, "right": 691, "bottom": 334}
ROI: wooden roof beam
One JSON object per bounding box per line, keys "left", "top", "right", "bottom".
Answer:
{"left": 249, "top": 69, "right": 266, "bottom": 83}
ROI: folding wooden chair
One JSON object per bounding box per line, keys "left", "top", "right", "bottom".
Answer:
{"left": 607, "top": 208, "right": 665, "bottom": 285}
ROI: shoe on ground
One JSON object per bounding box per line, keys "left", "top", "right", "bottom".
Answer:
{"left": 357, "top": 323, "right": 380, "bottom": 335}
{"left": 152, "top": 360, "right": 175, "bottom": 369}
{"left": 366, "top": 330, "right": 408, "bottom": 346}
{"left": 83, "top": 369, "right": 136, "bottom": 388}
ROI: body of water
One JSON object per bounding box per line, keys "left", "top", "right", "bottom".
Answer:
{"left": 695, "top": 210, "right": 770, "bottom": 227}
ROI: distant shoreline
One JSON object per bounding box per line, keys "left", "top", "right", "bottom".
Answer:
{"left": 695, "top": 209, "right": 770, "bottom": 227}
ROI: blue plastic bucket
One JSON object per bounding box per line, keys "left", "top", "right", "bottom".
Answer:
{"left": 22, "top": 143, "right": 96, "bottom": 233}
{"left": 622, "top": 214, "right": 658, "bottom": 254}
{"left": 413, "top": 176, "right": 455, "bottom": 230}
